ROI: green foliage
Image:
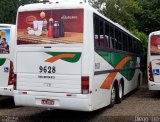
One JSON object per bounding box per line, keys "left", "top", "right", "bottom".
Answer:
{"left": 137, "top": 0, "right": 160, "bottom": 34}
{"left": 131, "top": 29, "right": 148, "bottom": 54}
{"left": 90, "top": 0, "right": 142, "bottom": 31}
{"left": 18, "top": 0, "right": 40, "bottom": 6}
{"left": 0, "top": 0, "right": 40, "bottom": 24}
{"left": 0, "top": 0, "right": 17, "bottom": 24}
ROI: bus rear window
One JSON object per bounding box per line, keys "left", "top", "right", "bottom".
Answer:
{"left": 17, "top": 9, "right": 84, "bottom": 45}
{"left": 151, "top": 35, "right": 160, "bottom": 55}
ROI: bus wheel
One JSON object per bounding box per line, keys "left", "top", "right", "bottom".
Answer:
{"left": 109, "top": 85, "right": 116, "bottom": 108}
{"left": 137, "top": 74, "right": 141, "bottom": 89}
{"left": 116, "top": 82, "right": 123, "bottom": 103}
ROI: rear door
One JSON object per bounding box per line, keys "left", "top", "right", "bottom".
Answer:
{"left": 150, "top": 34, "right": 160, "bottom": 82}
{"left": 0, "top": 59, "right": 10, "bottom": 87}
{"left": 17, "top": 51, "right": 82, "bottom": 93}
{"left": 16, "top": 9, "right": 84, "bottom": 93}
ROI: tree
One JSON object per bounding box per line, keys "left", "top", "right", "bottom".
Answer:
{"left": 90, "top": 0, "right": 142, "bottom": 31}
{"left": 137, "top": 0, "right": 160, "bottom": 34}
{"left": 18, "top": 0, "right": 40, "bottom": 6}
{"left": 0, "top": 0, "right": 17, "bottom": 24}
{"left": 0, "top": 0, "right": 40, "bottom": 24}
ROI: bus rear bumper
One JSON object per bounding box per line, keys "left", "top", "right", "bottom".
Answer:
{"left": 0, "top": 85, "right": 14, "bottom": 96}
{"left": 148, "top": 82, "right": 160, "bottom": 90}
{"left": 14, "top": 90, "right": 92, "bottom": 111}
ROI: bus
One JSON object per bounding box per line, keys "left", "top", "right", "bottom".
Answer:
{"left": 0, "top": 24, "right": 16, "bottom": 96}
{"left": 14, "top": 0, "right": 143, "bottom": 111}
{"left": 148, "top": 31, "right": 160, "bottom": 90}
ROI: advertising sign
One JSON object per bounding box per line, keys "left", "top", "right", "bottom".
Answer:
{"left": 0, "top": 29, "right": 10, "bottom": 54}
{"left": 151, "top": 35, "right": 160, "bottom": 55}
{"left": 17, "top": 9, "right": 84, "bottom": 45}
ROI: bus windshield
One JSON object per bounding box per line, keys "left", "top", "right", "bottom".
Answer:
{"left": 151, "top": 35, "right": 160, "bottom": 55}
{"left": 17, "top": 9, "right": 83, "bottom": 45}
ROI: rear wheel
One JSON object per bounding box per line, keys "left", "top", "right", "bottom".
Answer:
{"left": 109, "top": 85, "right": 116, "bottom": 108}
{"left": 116, "top": 82, "right": 123, "bottom": 103}
{"left": 137, "top": 74, "right": 141, "bottom": 89}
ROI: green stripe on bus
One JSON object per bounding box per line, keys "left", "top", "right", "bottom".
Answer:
{"left": 0, "top": 59, "right": 6, "bottom": 66}
{"left": 97, "top": 51, "right": 137, "bottom": 81}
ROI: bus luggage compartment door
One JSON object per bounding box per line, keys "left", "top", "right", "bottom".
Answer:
{"left": 0, "top": 59, "right": 10, "bottom": 87}
{"left": 16, "top": 51, "right": 82, "bottom": 93}
{"left": 151, "top": 60, "right": 160, "bottom": 83}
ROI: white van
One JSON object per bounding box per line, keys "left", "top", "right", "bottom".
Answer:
{"left": 0, "top": 24, "right": 16, "bottom": 96}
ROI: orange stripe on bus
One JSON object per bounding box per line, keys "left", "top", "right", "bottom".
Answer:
{"left": 46, "top": 54, "right": 76, "bottom": 63}
{"left": 100, "top": 56, "right": 132, "bottom": 89}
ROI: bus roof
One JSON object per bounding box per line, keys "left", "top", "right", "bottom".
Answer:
{"left": 149, "top": 31, "right": 160, "bottom": 36}
{"left": 18, "top": 0, "right": 85, "bottom": 12}
{"left": 0, "top": 24, "right": 15, "bottom": 27}
{"left": 18, "top": 0, "right": 140, "bottom": 42}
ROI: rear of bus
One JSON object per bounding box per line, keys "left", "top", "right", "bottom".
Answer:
{"left": 0, "top": 24, "right": 16, "bottom": 96}
{"left": 14, "top": 2, "right": 92, "bottom": 111}
{"left": 148, "top": 31, "right": 160, "bottom": 90}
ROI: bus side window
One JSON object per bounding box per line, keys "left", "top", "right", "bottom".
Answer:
{"left": 99, "top": 19, "right": 105, "bottom": 49}
{"left": 122, "top": 33, "right": 125, "bottom": 51}
{"left": 132, "top": 38, "right": 135, "bottom": 53}
{"left": 94, "top": 16, "right": 100, "bottom": 48}
{"left": 115, "top": 28, "right": 122, "bottom": 50}
{"left": 118, "top": 31, "right": 122, "bottom": 50}
{"left": 135, "top": 39, "right": 140, "bottom": 54}
{"left": 122, "top": 33, "right": 128, "bottom": 51}
{"left": 105, "top": 22, "right": 110, "bottom": 48}
{"left": 109, "top": 26, "right": 115, "bottom": 49}
{"left": 137, "top": 42, "right": 139, "bottom": 53}
{"left": 115, "top": 28, "right": 119, "bottom": 50}
{"left": 134, "top": 39, "right": 137, "bottom": 53}
{"left": 128, "top": 36, "right": 131, "bottom": 52}
{"left": 137, "top": 41, "right": 139, "bottom": 53}
{"left": 138, "top": 41, "right": 141, "bottom": 53}
{"left": 125, "top": 34, "right": 130, "bottom": 51}
{"left": 133, "top": 38, "right": 136, "bottom": 53}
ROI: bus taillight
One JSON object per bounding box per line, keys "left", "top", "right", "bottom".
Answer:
{"left": 13, "top": 74, "right": 17, "bottom": 90}
{"left": 8, "top": 62, "right": 15, "bottom": 85}
{"left": 81, "top": 76, "right": 89, "bottom": 94}
{"left": 148, "top": 63, "right": 154, "bottom": 82}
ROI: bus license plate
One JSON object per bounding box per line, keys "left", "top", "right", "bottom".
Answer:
{"left": 41, "top": 99, "right": 54, "bottom": 105}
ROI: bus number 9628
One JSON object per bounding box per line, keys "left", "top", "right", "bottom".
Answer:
{"left": 39, "top": 66, "right": 56, "bottom": 73}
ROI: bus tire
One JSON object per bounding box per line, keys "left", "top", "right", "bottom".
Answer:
{"left": 116, "top": 82, "right": 124, "bottom": 103}
{"left": 137, "top": 74, "right": 141, "bottom": 89}
{"left": 109, "top": 84, "right": 116, "bottom": 108}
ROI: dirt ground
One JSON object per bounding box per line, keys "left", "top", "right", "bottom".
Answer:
{"left": 0, "top": 78, "right": 160, "bottom": 122}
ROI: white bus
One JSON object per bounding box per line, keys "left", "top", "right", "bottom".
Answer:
{"left": 0, "top": 24, "right": 16, "bottom": 96}
{"left": 14, "top": 0, "right": 142, "bottom": 111}
{"left": 148, "top": 31, "right": 160, "bottom": 90}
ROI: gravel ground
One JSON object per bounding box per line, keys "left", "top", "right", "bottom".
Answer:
{"left": 0, "top": 79, "right": 160, "bottom": 122}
